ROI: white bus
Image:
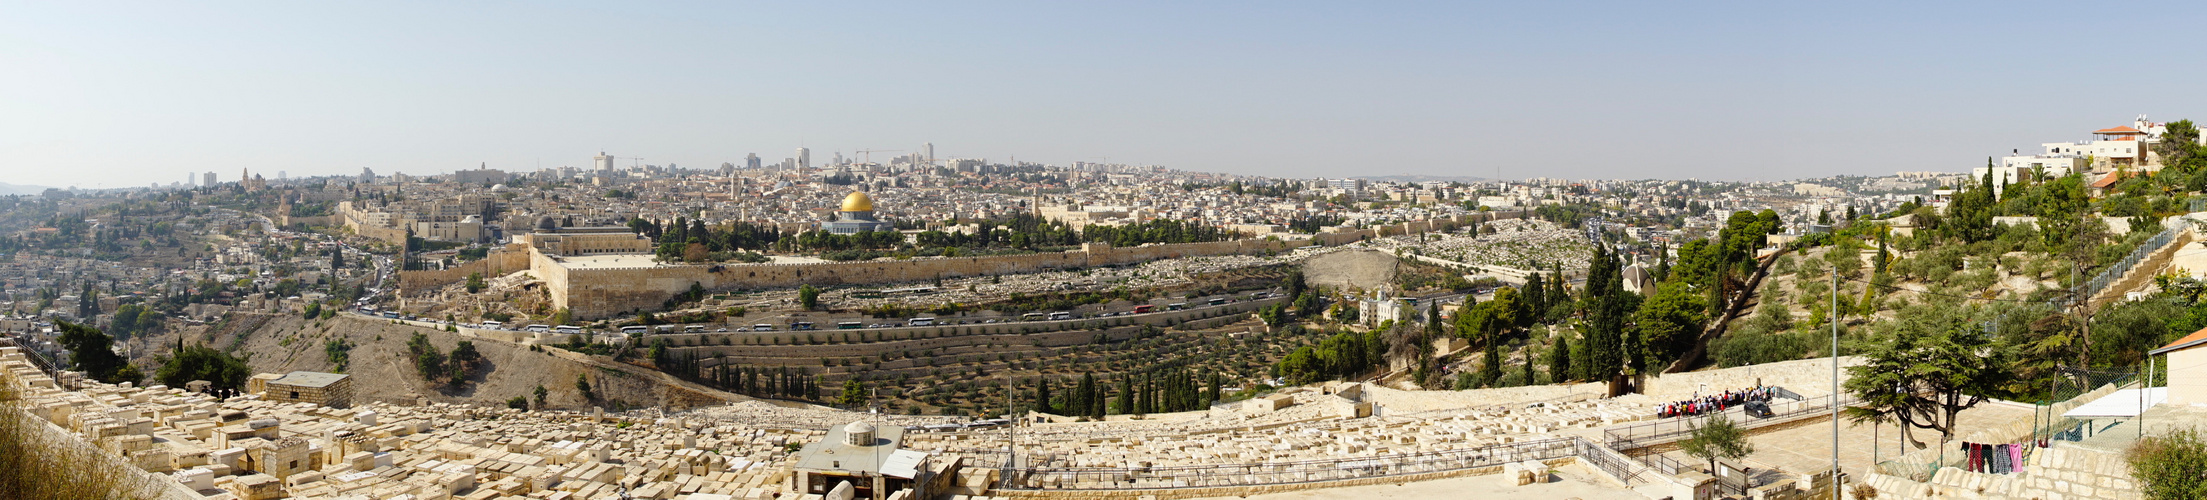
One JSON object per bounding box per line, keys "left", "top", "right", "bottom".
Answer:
{"left": 553, "top": 325, "right": 583, "bottom": 334}
{"left": 752, "top": 324, "right": 775, "bottom": 332}
{"left": 479, "top": 320, "right": 503, "bottom": 330}
{"left": 619, "top": 326, "right": 649, "bottom": 334}
{"left": 523, "top": 324, "right": 550, "bottom": 333}
{"left": 1047, "top": 311, "right": 1073, "bottom": 321}
{"left": 907, "top": 317, "right": 936, "bottom": 327}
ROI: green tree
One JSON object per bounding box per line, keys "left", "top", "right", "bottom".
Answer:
{"left": 465, "top": 272, "right": 485, "bottom": 294}
{"left": 533, "top": 384, "right": 549, "bottom": 409}
{"left": 506, "top": 396, "right": 529, "bottom": 410}
{"left": 575, "top": 374, "right": 594, "bottom": 400}
{"left": 2155, "top": 119, "right": 2199, "bottom": 171}
{"left": 839, "top": 379, "right": 866, "bottom": 407}
{"left": 1478, "top": 341, "right": 1502, "bottom": 387}
{"left": 56, "top": 321, "right": 133, "bottom": 384}
{"left": 1548, "top": 334, "right": 1572, "bottom": 383}
{"left": 1843, "top": 303, "right": 2013, "bottom": 448}
{"left": 1635, "top": 282, "right": 1709, "bottom": 368}
{"left": 2127, "top": 428, "right": 2207, "bottom": 500}
{"left": 1115, "top": 375, "right": 1134, "bottom": 415}
{"left": 155, "top": 344, "right": 251, "bottom": 391}
{"left": 798, "top": 284, "right": 820, "bottom": 310}
{"left": 1679, "top": 413, "right": 1755, "bottom": 474}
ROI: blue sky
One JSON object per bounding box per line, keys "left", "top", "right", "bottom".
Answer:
{"left": 6, "top": 1, "right": 2207, "bottom": 188}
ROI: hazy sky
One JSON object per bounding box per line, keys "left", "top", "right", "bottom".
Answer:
{"left": 8, "top": 2, "right": 2207, "bottom": 189}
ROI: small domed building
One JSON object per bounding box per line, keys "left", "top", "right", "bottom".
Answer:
{"left": 790, "top": 420, "right": 949, "bottom": 499}
{"left": 821, "top": 190, "right": 895, "bottom": 235}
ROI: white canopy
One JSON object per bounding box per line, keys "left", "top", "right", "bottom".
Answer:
{"left": 2063, "top": 387, "right": 2167, "bottom": 419}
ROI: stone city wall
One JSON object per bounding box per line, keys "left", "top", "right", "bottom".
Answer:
{"left": 552, "top": 239, "right": 1306, "bottom": 319}
{"left": 395, "top": 245, "right": 532, "bottom": 293}
{"left": 398, "top": 213, "right": 1500, "bottom": 320}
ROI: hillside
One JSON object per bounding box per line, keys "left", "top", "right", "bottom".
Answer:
{"left": 169, "top": 313, "right": 736, "bottom": 410}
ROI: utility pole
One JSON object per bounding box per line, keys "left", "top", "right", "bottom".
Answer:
{"left": 1831, "top": 268, "right": 1841, "bottom": 499}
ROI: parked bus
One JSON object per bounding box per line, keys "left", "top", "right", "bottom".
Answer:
{"left": 1167, "top": 302, "right": 1187, "bottom": 311}
{"left": 791, "top": 322, "right": 816, "bottom": 331}
{"left": 553, "top": 325, "right": 583, "bottom": 334}
{"left": 837, "top": 321, "right": 864, "bottom": 330}
{"left": 1047, "top": 311, "right": 1073, "bottom": 321}
{"left": 1021, "top": 313, "right": 1048, "bottom": 321}
{"left": 752, "top": 324, "right": 775, "bottom": 332}
{"left": 908, "top": 317, "right": 936, "bottom": 327}
{"left": 1132, "top": 305, "right": 1156, "bottom": 314}
{"left": 1207, "top": 298, "right": 1227, "bottom": 306}
{"left": 524, "top": 324, "right": 551, "bottom": 333}
{"left": 479, "top": 320, "right": 503, "bottom": 329}
{"left": 619, "top": 325, "right": 648, "bottom": 334}
{"left": 683, "top": 325, "right": 706, "bottom": 333}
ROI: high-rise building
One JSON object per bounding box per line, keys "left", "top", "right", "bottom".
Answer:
{"left": 595, "top": 151, "right": 616, "bottom": 171}
{"left": 745, "top": 153, "right": 761, "bottom": 169}
{"left": 203, "top": 172, "right": 218, "bottom": 186}
{"left": 186, "top": 173, "right": 197, "bottom": 186}
{"left": 923, "top": 143, "right": 934, "bottom": 163}
{"left": 796, "top": 148, "right": 811, "bottom": 171}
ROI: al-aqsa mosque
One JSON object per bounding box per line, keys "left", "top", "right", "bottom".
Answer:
{"left": 820, "top": 190, "right": 895, "bottom": 234}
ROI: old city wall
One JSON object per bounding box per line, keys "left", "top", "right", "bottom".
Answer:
{"left": 552, "top": 239, "right": 1310, "bottom": 319}
{"left": 396, "top": 245, "right": 532, "bottom": 293}
{"left": 400, "top": 213, "right": 1494, "bottom": 319}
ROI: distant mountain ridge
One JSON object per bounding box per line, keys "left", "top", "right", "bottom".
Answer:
{"left": 1349, "top": 174, "right": 1487, "bottom": 183}
{"left": 0, "top": 183, "right": 54, "bottom": 196}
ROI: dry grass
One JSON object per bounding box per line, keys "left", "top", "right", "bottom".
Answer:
{"left": 0, "top": 381, "right": 168, "bottom": 499}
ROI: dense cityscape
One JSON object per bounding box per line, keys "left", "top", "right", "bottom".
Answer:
{"left": 12, "top": 3, "right": 2207, "bottom": 499}
{"left": 3, "top": 114, "right": 2204, "bottom": 500}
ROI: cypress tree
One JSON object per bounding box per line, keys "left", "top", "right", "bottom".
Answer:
{"left": 1480, "top": 341, "right": 1503, "bottom": 387}
{"left": 1036, "top": 377, "right": 1054, "bottom": 415}
{"left": 1075, "top": 373, "right": 1096, "bottom": 417}
{"left": 1550, "top": 326, "right": 1573, "bottom": 382}
{"left": 1206, "top": 372, "right": 1222, "bottom": 405}
{"left": 1115, "top": 375, "right": 1134, "bottom": 415}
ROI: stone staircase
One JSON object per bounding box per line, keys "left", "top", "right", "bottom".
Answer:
{"left": 2086, "top": 230, "right": 2193, "bottom": 310}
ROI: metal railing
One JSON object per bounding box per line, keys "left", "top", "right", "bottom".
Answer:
{"left": 1605, "top": 393, "right": 1856, "bottom": 451}
{"left": 2077, "top": 222, "right": 2181, "bottom": 304}
{"left": 1572, "top": 436, "right": 1650, "bottom": 485}
{"left": 997, "top": 437, "right": 1579, "bottom": 491}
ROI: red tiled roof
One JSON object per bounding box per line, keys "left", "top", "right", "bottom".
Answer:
{"left": 2091, "top": 172, "right": 2125, "bottom": 188}
{"left": 2153, "top": 326, "right": 2207, "bottom": 355}
{"left": 2095, "top": 126, "right": 2144, "bottom": 134}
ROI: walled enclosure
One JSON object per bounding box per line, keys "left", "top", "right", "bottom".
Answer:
{"left": 400, "top": 213, "right": 1509, "bottom": 319}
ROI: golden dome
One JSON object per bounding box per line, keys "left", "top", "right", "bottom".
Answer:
{"left": 840, "top": 191, "right": 873, "bottom": 212}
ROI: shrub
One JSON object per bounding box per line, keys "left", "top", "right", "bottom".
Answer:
{"left": 2128, "top": 428, "right": 2207, "bottom": 500}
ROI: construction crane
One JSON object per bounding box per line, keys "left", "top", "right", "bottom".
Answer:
{"left": 854, "top": 149, "right": 902, "bottom": 164}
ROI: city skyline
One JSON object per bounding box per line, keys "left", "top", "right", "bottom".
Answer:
{"left": 10, "top": 2, "right": 2207, "bottom": 188}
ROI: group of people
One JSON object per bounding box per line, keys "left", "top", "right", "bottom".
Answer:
{"left": 1656, "top": 386, "right": 1779, "bottom": 418}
